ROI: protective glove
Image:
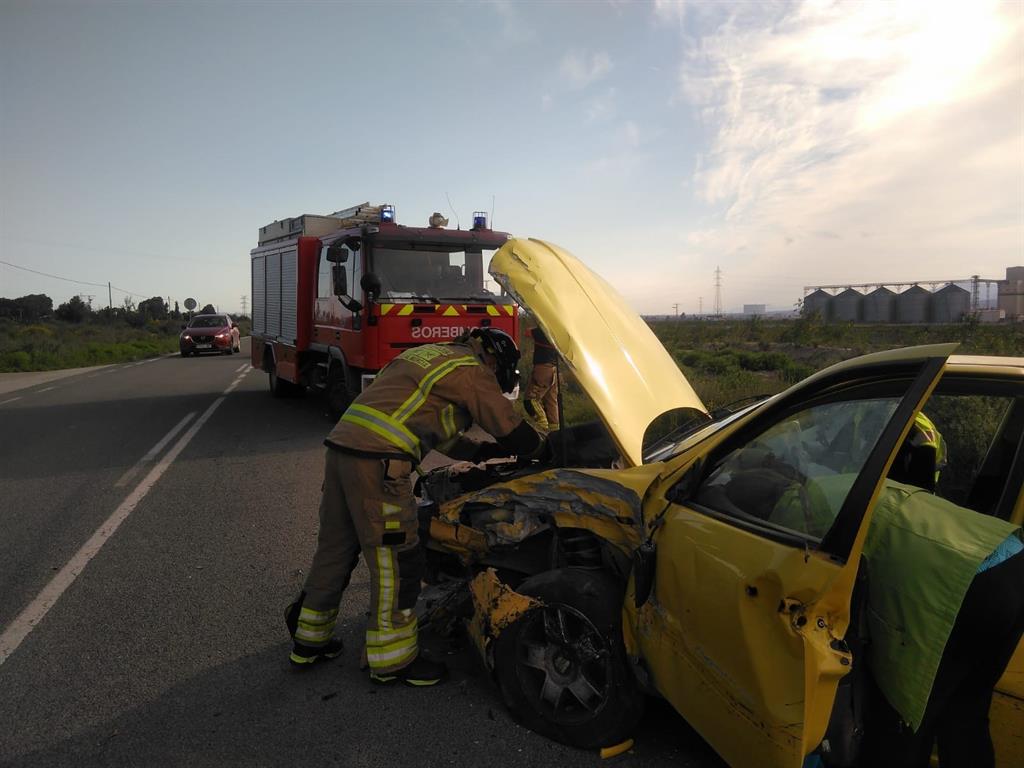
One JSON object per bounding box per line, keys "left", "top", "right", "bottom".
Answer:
{"left": 473, "top": 441, "right": 513, "bottom": 463}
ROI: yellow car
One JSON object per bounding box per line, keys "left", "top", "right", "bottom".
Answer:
{"left": 417, "top": 238, "right": 1023, "bottom": 768}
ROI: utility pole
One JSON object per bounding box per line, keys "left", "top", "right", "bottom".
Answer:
{"left": 713, "top": 267, "right": 723, "bottom": 317}
{"left": 108, "top": 282, "right": 113, "bottom": 310}
{"left": 240, "top": 295, "right": 248, "bottom": 316}
{"left": 971, "top": 275, "right": 980, "bottom": 313}
{"left": 699, "top": 297, "right": 703, "bottom": 316}
{"left": 672, "top": 303, "right": 679, "bottom": 320}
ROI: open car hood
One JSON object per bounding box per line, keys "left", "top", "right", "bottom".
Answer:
{"left": 489, "top": 238, "right": 707, "bottom": 467}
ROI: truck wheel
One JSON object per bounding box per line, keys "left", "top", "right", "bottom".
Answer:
{"left": 493, "top": 568, "right": 644, "bottom": 750}
{"left": 326, "top": 363, "right": 355, "bottom": 417}
{"left": 268, "top": 367, "right": 294, "bottom": 398}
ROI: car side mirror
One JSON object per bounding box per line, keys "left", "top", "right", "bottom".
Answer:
{"left": 667, "top": 456, "right": 705, "bottom": 504}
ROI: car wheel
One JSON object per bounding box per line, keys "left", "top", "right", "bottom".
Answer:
{"left": 180, "top": 350, "right": 188, "bottom": 358}
{"left": 493, "top": 567, "right": 644, "bottom": 750}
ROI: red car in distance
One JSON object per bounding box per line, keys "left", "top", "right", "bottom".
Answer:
{"left": 179, "top": 314, "right": 241, "bottom": 357}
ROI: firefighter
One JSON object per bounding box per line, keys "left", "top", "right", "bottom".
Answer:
{"left": 285, "top": 328, "right": 544, "bottom": 686}
{"left": 523, "top": 326, "right": 559, "bottom": 431}
{"left": 861, "top": 412, "right": 1024, "bottom": 767}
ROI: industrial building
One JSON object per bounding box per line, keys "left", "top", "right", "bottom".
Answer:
{"left": 999, "top": 267, "right": 1024, "bottom": 319}
{"left": 801, "top": 268, "right": 1021, "bottom": 323}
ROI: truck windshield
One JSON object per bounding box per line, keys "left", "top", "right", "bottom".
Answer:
{"left": 372, "top": 247, "right": 494, "bottom": 301}
{"left": 188, "top": 315, "right": 228, "bottom": 328}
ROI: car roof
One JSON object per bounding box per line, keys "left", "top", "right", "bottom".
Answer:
{"left": 947, "top": 354, "right": 1024, "bottom": 369}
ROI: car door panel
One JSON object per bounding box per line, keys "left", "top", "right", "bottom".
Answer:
{"left": 634, "top": 351, "right": 951, "bottom": 768}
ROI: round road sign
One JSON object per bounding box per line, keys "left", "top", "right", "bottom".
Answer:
{"left": 184, "top": 297, "right": 197, "bottom": 310}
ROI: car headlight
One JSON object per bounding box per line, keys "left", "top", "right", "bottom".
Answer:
{"left": 216, "top": 332, "right": 230, "bottom": 339}
{"left": 183, "top": 334, "right": 192, "bottom": 341}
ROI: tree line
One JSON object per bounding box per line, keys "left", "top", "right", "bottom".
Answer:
{"left": 0, "top": 293, "right": 219, "bottom": 326}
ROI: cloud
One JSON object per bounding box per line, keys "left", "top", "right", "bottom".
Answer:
{"left": 488, "top": 0, "right": 535, "bottom": 43}
{"left": 559, "top": 50, "right": 613, "bottom": 89}
{"left": 586, "top": 88, "right": 617, "bottom": 122}
{"left": 674, "top": 0, "right": 1022, "bottom": 306}
{"left": 652, "top": 0, "right": 687, "bottom": 29}
{"left": 624, "top": 120, "right": 641, "bottom": 147}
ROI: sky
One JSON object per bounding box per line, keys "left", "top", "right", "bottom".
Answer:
{"left": 1, "top": 0, "right": 1021, "bottom": 316}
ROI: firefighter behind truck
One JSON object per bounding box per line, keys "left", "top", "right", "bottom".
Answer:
{"left": 250, "top": 203, "right": 518, "bottom": 414}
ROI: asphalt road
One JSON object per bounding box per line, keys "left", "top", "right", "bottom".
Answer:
{"left": 0, "top": 339, "right": 723, "bottom": 768}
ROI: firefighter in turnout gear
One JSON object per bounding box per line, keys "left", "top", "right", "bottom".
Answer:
{"left": 286, "top": 328, "right": 544, "bottom": 685}
{"left": 523, "top": 326, "right": 559, "bottom": 431}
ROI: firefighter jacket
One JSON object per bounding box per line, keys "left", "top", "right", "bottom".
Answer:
{"left": 326, "top": 342, "right": 537, "bottom": 464}
{"left": 530, "top": 327, "right": 559, "bottom": 366}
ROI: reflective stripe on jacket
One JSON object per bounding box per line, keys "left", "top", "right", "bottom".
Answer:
{"left": 326, "top": 342, "right": 524, "bottom": 462}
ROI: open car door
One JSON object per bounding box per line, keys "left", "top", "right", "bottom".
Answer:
{"left": 633, "top": 344, "right": 955, "bottom": 768}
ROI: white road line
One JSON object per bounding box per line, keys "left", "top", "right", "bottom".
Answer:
{"left": 234, "top": 363, "right": 247, "bottom": 373}
{"left": 37, "top": 386, "right": 56, "bottom": 393}
{"left": 0, "top": 394, "right": 229, "bottom": 667}
{"left": 0, "top": 397, "right": 22, "bottom": 405}
{"left": 114, "top": 412, "right": 196, "bottom": 488}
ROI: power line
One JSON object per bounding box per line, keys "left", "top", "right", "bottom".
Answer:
{"left": 0, "top": 259, "right": 149, "bottom": 299}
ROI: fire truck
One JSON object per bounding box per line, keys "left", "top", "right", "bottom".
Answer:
{"left": 250, "top": 203, "right": 517, "bottom": 412}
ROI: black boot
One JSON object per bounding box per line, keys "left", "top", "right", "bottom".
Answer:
{"left": 285, "top": 592, "right": 344, "bottom": 669}
{"left": 289, "top": 637, "right": 344, "bottom": 668}
{"left": 370, "top": 655, "right": 447, "bottom": 687}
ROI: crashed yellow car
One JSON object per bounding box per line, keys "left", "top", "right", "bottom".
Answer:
{"left": 416, "top": 239, "right": 1024, "bottom": 768}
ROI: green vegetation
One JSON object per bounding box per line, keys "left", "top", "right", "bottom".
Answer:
{"left": 0, "top": 292, "right": 252, "bottom": 372}
{"left": 0, "top": 318, "right": 181, "bottom": 371}
{"left": 520, "top": 316, "right": 1024, "bottom": 429}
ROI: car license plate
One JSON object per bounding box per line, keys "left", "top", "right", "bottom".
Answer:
{"left": 197, "top": 344, "right": 212, "bottom": 349}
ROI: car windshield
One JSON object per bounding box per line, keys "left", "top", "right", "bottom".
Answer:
{"left": 644, "top": 397, "right": 775, "bottom": 463}
{"left": 188, "top": 316, "right": 227, "bottom": 328}
{"left": 372, "top": 247, "right": 495, "bottom": 301}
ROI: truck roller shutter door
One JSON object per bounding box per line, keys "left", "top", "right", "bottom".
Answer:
{"left": 281, "top": 248, "right": 298, "bottom": 343}
{"left": 251, "top": 255, "right": 266, "bottom": 335}
{"left": 267, "top": 251, "right": 282, "bottom": 338}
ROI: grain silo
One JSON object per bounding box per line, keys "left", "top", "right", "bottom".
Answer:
{"left": 803, "top": 289, "right": 832, "bottom": 319}
{"left": 896, "top": 285, "right": 931, "bottom": 324}
{"left": 833, "top": 288, "right": 864, "bottom": 322}
{"left": 863, "top": 287, "right": 896, "bottom": 323}
{"left": 932, "top": 284, "right": 971, "bottom": 323}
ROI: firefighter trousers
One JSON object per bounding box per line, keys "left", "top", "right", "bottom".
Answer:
{"left": 297, "top": 449, "right": 424, "bottom": 674}
{"left": 524, "top": 362, "right": 559, "bottom": 429}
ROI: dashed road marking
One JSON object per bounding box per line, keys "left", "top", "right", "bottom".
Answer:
{"left": 114, "top": 412, "right": 197, "bottom": 488}
{"left": 234, "top": 363, "right": 247, "bottom": 373}
{"left": 0, "top": 397, "right": 22, "bottom": 405}
{"left": 0, "top": 380, "right": 238, "bottom": 667}
{"left": 37, "top": 386, "right": 56, "bottom": 393}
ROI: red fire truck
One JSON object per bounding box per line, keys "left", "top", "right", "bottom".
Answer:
{"left": 250, "top": 203, "right": 518, "bottom": 412}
